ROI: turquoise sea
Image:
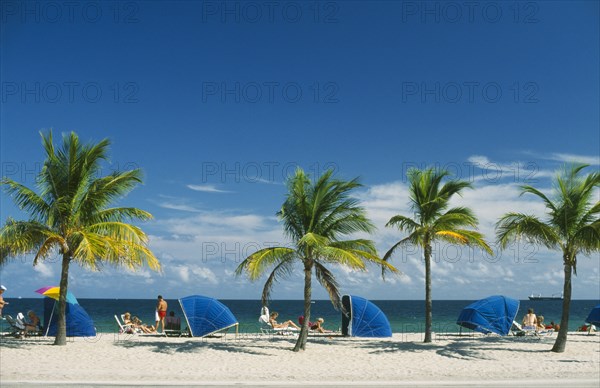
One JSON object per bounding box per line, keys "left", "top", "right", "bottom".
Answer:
{"left": 1, "top": 298, "right": 598, "bottom": 335}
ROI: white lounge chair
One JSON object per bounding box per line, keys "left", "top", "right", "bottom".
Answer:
{"left": 114, "top": 314, "right": 140, "bottom": 334}
{"left": 511, "top": 321, "right": 553, "bottom": 337}
{"left": 5, "top": 314, "right": 25, "bottom": 336}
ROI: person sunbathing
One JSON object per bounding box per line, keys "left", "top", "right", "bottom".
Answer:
{"left": 123, "top": 312, "right": 156, "bottom": 333}
{"left": 577, "top": 323, "right": 596, "bottom": 333}
{"left": 536, "top": 315, "right": 546, "bottom": 332}
{"left": 269, "top": 312, "right": 300, "bottom": 329}
{"left": 24, "top": 310, "right": 41, "bottom": 335}
{"left": 310, "top": 317, "right": 332, "bottom": 333}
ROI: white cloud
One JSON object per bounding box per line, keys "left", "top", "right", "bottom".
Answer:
{"left": 466, "top": 155, "right": 556, "bottom": 183}
{"left": 187, "top": 184, "right": 232, "bottom": 193}
{"left": 548, "top": 153, "right": 600, "bottom": 166}
{"left": 157, "top": 202, "right": 203, "bottom": 212}
{"left": 4, "top": 155, "right": 597, "bottom": 300}
{"left": 183, "top": 265, "right": 218, "bottom": 285}
{"left": 32, "top": 262, "right": 54, "bottom": 278}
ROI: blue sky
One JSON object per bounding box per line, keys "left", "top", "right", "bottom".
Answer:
{"left": 1, "top": 1, "right": 599, "bottom": 300}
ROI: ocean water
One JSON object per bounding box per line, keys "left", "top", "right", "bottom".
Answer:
{"left": 1, "top": 298, "right": 598, "bottom": 334}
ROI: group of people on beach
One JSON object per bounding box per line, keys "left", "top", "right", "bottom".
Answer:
{"left": 121, "top": 295, "right": 180, "bottom": 334}
{"left": 269, "top": 311, "right": 333, "bottom": 333}
{"left": 1, "top": 285, "right": 42, "bottom": 336}
{"left": 4, "top": 286, "right": 591, "bottom": 336}
{"left": 521, "top": 307, "right": 596, "bottom": 333}
{"left": 522, "top": 308, "right": 560, "bottom": 332}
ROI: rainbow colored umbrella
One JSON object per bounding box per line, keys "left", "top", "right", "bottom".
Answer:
{"left": 35, "top": 286, "right": 78, "bottom": 304}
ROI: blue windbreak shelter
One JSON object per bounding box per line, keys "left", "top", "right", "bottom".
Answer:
{"left": 456, "top": 295, "right": 519, "bottom": 336}
{"left": 341, "top": 295, "right": 392, "bottom": 337}
{"left": 179, "top": 295, "right": 238, "bottom": 337}
{"left": 43, "top": 295, "right": 96, "bottom": 337}
{"left": 585, "top": 304, "right": 600, "bottom": 325}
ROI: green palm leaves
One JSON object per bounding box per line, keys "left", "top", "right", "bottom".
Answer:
{"left": 236, "top": 168, "right": 395, "bottom": 351}
{"left": 384, "top": 168, "right": 492, "bottom": 343}
{"left": 0, "top": 131, "right": 159, "bottom": 345}
{"left": 496, "top": 164, "right": 599, "bottom": 352}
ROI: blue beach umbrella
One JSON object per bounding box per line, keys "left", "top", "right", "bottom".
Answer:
{"left": 341, "top": 295, "right": 392, "bottom": 337}
{"left": 457, "top": 295, "right": 520, "bottom": 336}
{"left": 36, "top": 287, "right": 96, "bottom": 337}
{"left": 179, "top": 295, "right": 238, "bottom": 337}
{"left": 585, "top": 304, "right": 600, "bottom": 326}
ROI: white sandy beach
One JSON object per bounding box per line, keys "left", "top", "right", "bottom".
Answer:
{"left": 1, "top": 332, "right": 599, "bottom": 386}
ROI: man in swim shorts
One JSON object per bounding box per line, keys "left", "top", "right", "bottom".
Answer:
{"left": 156, "top": 295, "right": 168, "bottom": 333}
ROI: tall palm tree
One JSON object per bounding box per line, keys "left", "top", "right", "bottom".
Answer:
{"left": 0, "top": 131, "right": 160, "bottom": 345}
{"left": 383, "top": 168, "right": 492, "bottom": 343}
{"left": 497, "top": 164, "right": 599, "bottom": 352}
{"left": 236, "top": 168, "right": 397, "bottom": 351}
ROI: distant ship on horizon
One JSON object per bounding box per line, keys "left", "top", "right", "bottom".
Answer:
{"left": 528, "top": 292, "right": 563, "bottom": 301}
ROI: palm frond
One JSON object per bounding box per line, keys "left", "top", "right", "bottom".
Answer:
{"left": 1, "top": 179, "right": 50, "bottom": 221}
{"left": 382, "top": 233, "right": 420, "bottom": 279}
{"left": 572, "top": 220, "right": 600, "bottom": 255}
{"left": 261, "top": 259, "right": 295, "bottom": 306}
{"left": 298, "top": 232, "right": 330, "bottom": 249}
{"left": 316, "top": 245, "right": 367, "bottom": 269}
{"left": 314, "top": 261, "right": 341, "bottom": 308}
{"left": 433, "top": 207, "right": 478, "bottom": 230}
{"left": 386, "top": 215, "right": 420, "bottom": 232}
{"left": 520, "top": 185, "right": 557, "bottom": 212}
{"left": 438, "top": 229, "right": 493, "bottom": 255}
{"left": 76, "top": 169, "right": 145, "bottom": 222}
{"left": 496, "top": 213, "right": 560, "bottom": 249}
{"left": 235, "top": 247, "right": 296, "bottom": 280}
{"left": 0, "top": 219, "right": 55, "bottom": 264}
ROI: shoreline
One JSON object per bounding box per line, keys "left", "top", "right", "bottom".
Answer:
{"left": 1, "top": 333, "right": 598, "bottom": 386}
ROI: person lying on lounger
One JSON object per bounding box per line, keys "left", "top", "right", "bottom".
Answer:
{"left": 123, "top": 312, "right": 156, "bottom": 333}
{"left": 269, "top": 312, "right": 300, "bottom": 329}
{"left": 310, "top": 317, "right": 333, "bottom": 333}
{"left": 24, "top": 310, "right": 41, "bottom": 334}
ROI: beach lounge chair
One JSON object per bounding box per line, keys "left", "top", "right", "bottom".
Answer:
{"left": 4, "top": 313, "right": 42, "bottom": 337}
{"left": 114, "top": 314, "right": 139, "bottom": 334}
{"left": 510, "top": 321, "right": 552, "bottom": 337}
{"left": 4, "top": 314, "right": 25, "bottom": 336}
{"left": 164, "top": 315, "right": 182, "bottom": 337}
{"left": 511, "top": 321, "right": 533, "bottom": 336}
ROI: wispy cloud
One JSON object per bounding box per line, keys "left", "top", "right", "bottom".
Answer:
{"left": 255, "top": 177, "right": 283, "bottom": 185}
{"left": 548, "top": 153, "right": 600, "bottom": 166}
{"left": 157, "top": 202, "right": 203, "bottom": 212}
{"left": 187, "top": 184, "right": 232, "bottom": 193}
{"left": 522, "top": 151, "right": 600, "bottom": 166}
{"left": 466, "top": 155, "right": 556, "bottom": 182}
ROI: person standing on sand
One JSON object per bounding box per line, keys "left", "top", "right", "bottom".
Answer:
{"left": 155, "top": 295, "right": 168, "bottom": 333}
{"left": 0, "top": 285, "right": 8, "bottom": 317}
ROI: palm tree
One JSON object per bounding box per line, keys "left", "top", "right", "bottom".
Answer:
{"left": 383, "top": 168, "right": 492, "bottom": 343}
{"left": 0, "top": 131, "right": 160, "bottom": 345}
{"left": 496, "top": 164, "right": 599, "bottom": 352}
{"left": 235, "top": 168, "right": 397, "bottom": 351}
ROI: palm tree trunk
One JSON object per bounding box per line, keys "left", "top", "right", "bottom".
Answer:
{"left": 424, "top": 241, "right": 433, "bottom": 343}
{"left": 552, "top": 260, "right": 572, "bottom": 353}
{"left": 293, "top": 263, "right": 312, "bottom": 352}
{"left": 54, "top": 253, "right": 70, "bottom": 346}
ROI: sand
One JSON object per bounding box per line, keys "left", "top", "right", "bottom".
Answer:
{"left": 0, "top": 332, "right": 599, "bottom": 386}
